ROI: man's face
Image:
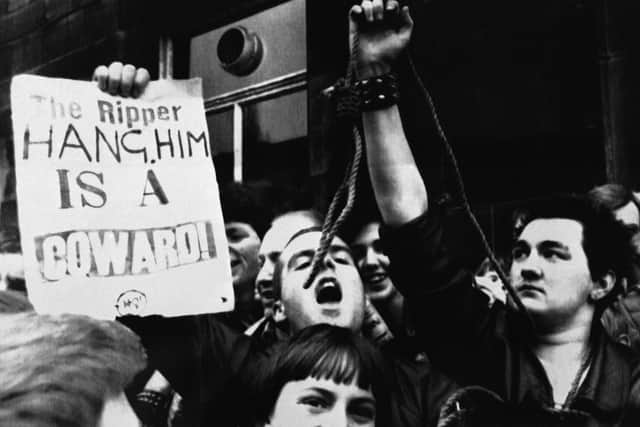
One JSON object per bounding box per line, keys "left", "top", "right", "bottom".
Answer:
{"left": 279, "top": 231, "right": 365, "bottom": 332}
{"left": 510, "top": 218, "right": 596, "bottom": 327}
{"left": 256, "top": 227, "right": 284, "bottom": 308}
{"left": 225, "top": 222, "right": 261, "bottom": 292}
{"left": 351, "top": 222, "right": 396, "bottom": 302}
{"left": 256, "top": 215, "right": 320, "bottom": 309}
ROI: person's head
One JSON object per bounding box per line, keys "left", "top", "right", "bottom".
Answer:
{"left": 220, "top": 182, "right": 271, "bottom": 303}
{"left": 588, "top": 183, "right": 640, "bottom": 227}
{"left": 0, "top": 312, "right": 146, "bottom": 427}
{"left": 225, "top": 220, "right": 261, "bottom": 298}
{"left": 256, "top": 210, "right": 322, "bottom": 312}
{"left": 256, "top": 324, "right": 390, "bottom": 427}
{"left": 510, "top": 194, "right": 631, "bottom": 331}
{"left": 589, "top": 184, "right": 640, "bottom": 284}
{"left": 350, "top": 222, "right": 398, "bottom": 302}
{"left": 274, "top": 228, "right": 365, "bottom": 332}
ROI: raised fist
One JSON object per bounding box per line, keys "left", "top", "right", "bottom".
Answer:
{"left": 349, "top": 0, "right": 414, "bottom": 79}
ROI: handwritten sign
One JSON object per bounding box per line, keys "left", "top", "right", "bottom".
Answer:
{"left": 10, "top": 75, "right": 234, "bottom": 319}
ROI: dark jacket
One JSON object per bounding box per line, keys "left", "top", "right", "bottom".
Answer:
{"left": 602, "top": 290, "right": 640, "bottom": 355}
{"left": 380, "top": 207, "right": 640, "bottom": 426}
{"left": 122, "top": 311, "right": 456, "bottom": 427}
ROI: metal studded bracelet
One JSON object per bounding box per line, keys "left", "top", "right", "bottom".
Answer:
{"left": 135, "top": 390, "right": 170, "bottom": 425}
{"left": 355, "top": 73, "right": 400, "bottom": 111}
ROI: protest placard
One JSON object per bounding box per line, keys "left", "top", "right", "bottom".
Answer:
{"left": 10, "top": 75, "right": 234, "bottom": 319}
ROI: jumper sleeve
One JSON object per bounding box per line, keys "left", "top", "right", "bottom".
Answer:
{"left": 120, "top": 313, "right": 255, "bottom": 426}
{"left": 380, "top": 207, "right": 504, "bottom": 383}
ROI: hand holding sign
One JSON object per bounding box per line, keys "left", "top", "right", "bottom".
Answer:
{"left": 11, "top": 71, "right": 234, "bottom": 319}
{"left": 93, "top": 62, "right": 151, "bottom": 98}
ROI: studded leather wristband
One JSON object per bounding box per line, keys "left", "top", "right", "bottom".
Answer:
{"left": 355, "top": 73, "right": 400, "bottom": 111}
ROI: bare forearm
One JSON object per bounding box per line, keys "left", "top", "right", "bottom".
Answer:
{"left": 363, "top": 105, "right": 428, "bottom": 226}
{"left": 350, "top": 0, "right": 424, "bottom": 225}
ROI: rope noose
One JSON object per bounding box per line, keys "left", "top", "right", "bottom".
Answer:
{"left": 303, "top": 28, "right": 364, "bottom": 289}
{"left": 304, "top": 5, "right": 533, "bottom": 335}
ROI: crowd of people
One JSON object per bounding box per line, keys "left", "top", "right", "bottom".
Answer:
{"left": 2, "top": 1, "right": 640, "bottom": 426}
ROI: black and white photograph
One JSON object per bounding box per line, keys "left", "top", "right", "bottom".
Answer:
{"left": 1, "top": 0, "right": 640, "bottom": 425}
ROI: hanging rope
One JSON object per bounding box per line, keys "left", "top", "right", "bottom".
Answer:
{"left": 305, "top": 3, "right": 534, "bottom": 335}
{"left": 404, "top": 54, "right": 533, "bottom": 329}
{"left": 303, "top": 31, "right": 364, "bottom": 289}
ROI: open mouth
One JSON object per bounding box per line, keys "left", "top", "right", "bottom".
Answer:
{"left": 315, "top": 277, "right": 343, "bottom": 304}
{"left": 257, "top": 281, "right": 275, "bottom": 299}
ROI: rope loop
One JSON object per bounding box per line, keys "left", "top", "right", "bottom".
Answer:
{"left": 333, "top": 77, "right": 362, "bottom": 122}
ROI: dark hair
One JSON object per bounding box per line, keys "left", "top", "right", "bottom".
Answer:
{"left": 272, "top": 227, "right": 336, "bottom": 300}
{"left": 0, "top": 312, "right": 146, "bottom": 427}
{"left": 220, "top": 181, "right": 272, "bottom": 238}
{"left": 513, "top": 193, "right": 633, "bottom": 310}
{"left": 268, "top": 213, "right": 323, "bottom": 300}
{"left": 252, "top": 324, "right": 391, "bottom": 426}
{"left": 588, "top": 183, "right": 640, "bottom": 214}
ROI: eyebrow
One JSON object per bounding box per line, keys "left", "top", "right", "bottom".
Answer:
{"left": 285, "top": 226, "right": 323, "bottom": 247}
{"left": 329, "top": 244, "right": 352, "bottom": 254}
{"left": 350, "top": 395, "right": 377, "bottom": 406}
{"left": 513, "top": 240, "right": 570, "bottom": 253}
{"left": 287, "top": 249, "right": 316, "bottom": 270}
{"left": 537, "top": 240, "right": 570, "bottom": 253}
{"left": 225, "top": 224, "right": 249, "bottom": 234}
{"left": 328, "top": 245, "right": 355, "bottom": 262}
{"left": 305, "top": 387, "right": 375, "bottom": 405}
{"left": 287, "top": 243, "right": 354, "bottom": 268}
{"left": 306, "top": 387, "right": 335, "bottom": 400}
{"left": 513, "top": 240, "right": 529, "bottom": 249}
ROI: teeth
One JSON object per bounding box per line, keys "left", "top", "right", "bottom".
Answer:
{"left": 366, "top": 273, "right": 387, "bottom": 284}
{"left": 316, "top": 279, "right": 342, "bottom": 304}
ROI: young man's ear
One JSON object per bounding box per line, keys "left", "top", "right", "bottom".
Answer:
{"left": 590, "top": 271, "right": 616, "bottom": 302}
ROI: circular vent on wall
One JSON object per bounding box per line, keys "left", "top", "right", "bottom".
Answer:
{"left": 217, "top": 26, "right": 263, "bottom": 76}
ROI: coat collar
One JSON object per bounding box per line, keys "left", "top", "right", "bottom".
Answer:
{"left": 571, "top": 326, "right": 633, "bottom": 414}
{"left": 512, "top": 321, "right": 634, "bottom": 416}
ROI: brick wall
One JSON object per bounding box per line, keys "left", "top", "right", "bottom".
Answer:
{"left": 0, "top": 0, "right": 159, "bottom": 223}
{"left": 0, "top": 0, "right": 159, "bottom": 142}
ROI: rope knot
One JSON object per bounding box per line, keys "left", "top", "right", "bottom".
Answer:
{"left": 333, "top": 77, "right": 361, "bottom": 121}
